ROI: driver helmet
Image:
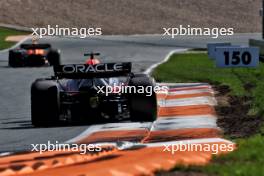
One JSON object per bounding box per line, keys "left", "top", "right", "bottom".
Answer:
{"left": 85, "top": 58, "right": 100, "bottom": 65}
{"left": 85, "top": 53, "right": 100, "bottom": 65}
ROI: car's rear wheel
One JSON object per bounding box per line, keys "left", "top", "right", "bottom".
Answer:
{"left": 129, "top": 74, "right": 157, "bottom": 122}
{"left": 47, "top": 49, "right": 61, "bottom": 66}
{"left": 8, "top": 50, "right": 21, "bottom": 67}
{"left": 31, "top": 80, "right": 60, "bottom": 127}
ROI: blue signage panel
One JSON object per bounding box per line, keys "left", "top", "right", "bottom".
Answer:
{"left": 215, "top": 47, "right": 259, "bottom": 68}
{"left": 207, "top": 43, "right": 231, "bottom": 59}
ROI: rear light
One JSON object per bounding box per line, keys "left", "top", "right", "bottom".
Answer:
{"left": 35, "top": 49, "right": 45, "bottom": 55}
{"left": 27, "top": 49, "right": 34, "bottom": 55}
{"left": 27, "top": 49, "right": 45, "bottom": 55}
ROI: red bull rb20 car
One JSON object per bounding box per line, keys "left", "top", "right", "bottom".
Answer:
{"left": 8, "top": 44, "right": 60, "bottom": 67}
{"left": 31, "top": 54, "right": 157, "bottom": 127}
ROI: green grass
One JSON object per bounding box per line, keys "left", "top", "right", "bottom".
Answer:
{"left": 153, "top": 53, "right": 264, "bottom": 176}
{"left": 0, "top": 27, "right": 29, "bottom": 50}
{"left": 202, "top": 134, "right": 264, "bottom": 176}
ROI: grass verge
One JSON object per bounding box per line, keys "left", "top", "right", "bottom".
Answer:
{"left": 0, "top": 27, "right": 29, "bottom": 50}
{"left": 153, "top": 53, "right": 264, "bottom": 176}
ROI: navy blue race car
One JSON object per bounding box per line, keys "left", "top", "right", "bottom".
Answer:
{"left": 31, "top": 53, "right": 157, "bottom": 127}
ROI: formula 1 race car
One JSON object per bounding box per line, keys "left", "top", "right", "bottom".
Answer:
{"left": 8, "top": 43, "right": 60, "bottom": 67}
{"left": 30, "top": 53, "right": 157, "bottom": 127}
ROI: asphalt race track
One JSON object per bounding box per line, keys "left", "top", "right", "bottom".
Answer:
{"left": 0, "top": 36, "right": 186, "bottom": 153}
{"left": 0, "top": 33, "right": 254, "bottom": 153}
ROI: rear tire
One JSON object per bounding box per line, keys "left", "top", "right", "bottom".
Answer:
{"left": 8, "top": 50, "right": 21, "bottom": 67}
{"left": 129, "top": 74, "right": 157, "bottom": 122}
{"left": 47, "top": 49, "right": 61, "bottom": 66}
{"left": 31, "top": 80, "right": 60, "bottom": 127}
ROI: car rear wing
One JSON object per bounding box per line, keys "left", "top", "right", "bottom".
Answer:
{"left": 20, "top": 44, "right": 51, "bottom": 49}
{"left": 53, "top": 62, "right": 132, "bottom": 79}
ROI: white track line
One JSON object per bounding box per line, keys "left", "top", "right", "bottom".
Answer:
{"left": 157, "top": 83, "right": 210, "bottom": 87}
{"left": 99, "top": 122, "right": 152, "bottom": 131}
{"left": 146, "top": 138, "right": 234, "bottom": 147}
{"left": 144, "top": 49, "right": 187, "bottom": 74}
{"left": 168, "top": 86, "right": 212, "bottom": 91}
{"left": 152, "top": 117, "right": 218, "bottom": 131}
{"left": 0, "top": 152, "right": 13, "bottom": 157}
{"left": 158, "top": 96, "right": 217, "bottom": 107}
{"left": 87, "top": 138, "right": 234, "bottom": 148}
{"left": 167, "top": 89, "right": 214, "bottom": 95}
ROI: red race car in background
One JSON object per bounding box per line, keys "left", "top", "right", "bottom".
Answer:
{"left": 8, "top": 42, "right": 61, "bottom": 67}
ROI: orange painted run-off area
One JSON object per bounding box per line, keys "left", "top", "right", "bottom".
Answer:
{"left": 158, "top": 105, "right": 216, "bottom": 117}
{"left": 12, "top": 142, "right": 234, "bottom": 176}
{"left": 0, "top": 83, "right": 235, "bottom": 176}
{"left": 168, "top": 86, "right": 212, "bottom": 92}
{"left": 142, "top": 128, "right": 222, "bottom": 143}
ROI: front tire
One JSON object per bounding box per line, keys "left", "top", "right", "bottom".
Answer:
{"left": 31, "top": 80, "right": 60, "bottom": 127}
